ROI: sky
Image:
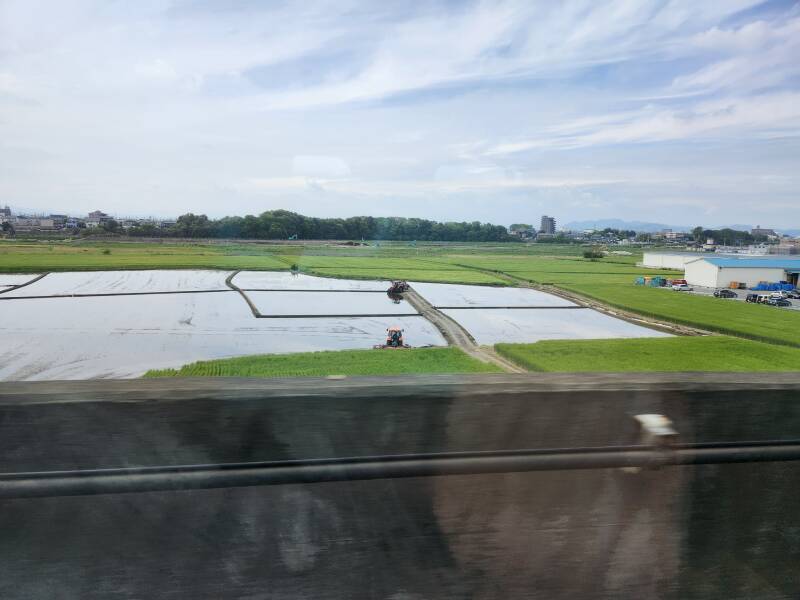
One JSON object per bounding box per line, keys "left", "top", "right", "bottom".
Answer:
{"left": 1, "top": 0, "right": 799, "bottom": 228}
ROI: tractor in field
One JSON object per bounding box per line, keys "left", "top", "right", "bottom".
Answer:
{"left": 373, "top": 326, "right": 409, "bottom": 349}
{"left": 387, "top": 280, "right": 410, "bottom": 294}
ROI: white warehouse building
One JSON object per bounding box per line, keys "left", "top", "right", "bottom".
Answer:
{"left": 684, "top": 257, "right": 800, "bottom": 289}
{"left": 642, "top": 252, "right": 704, "bottom": 270}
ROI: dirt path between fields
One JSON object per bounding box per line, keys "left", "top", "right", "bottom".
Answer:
{"left": 403, "top": 287, "right": 525, "bottom": 373}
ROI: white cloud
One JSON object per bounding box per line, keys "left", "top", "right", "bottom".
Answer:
{"left": 292, "top": 156, "right": 351, "bottom": 178}
{"left": 0, "top": 0, "right": 798, "bottom": 226}
{"left": 672, "top": 17, "right": 800, "bottom": 94}
{"left": 486, "top": 92, "right": 800, "bottom": 153}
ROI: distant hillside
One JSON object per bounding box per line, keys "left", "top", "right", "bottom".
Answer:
{"left": 564, "top": 219, "right": 676, "bottom": 233}
{"left": 564, "top": 219, "right": 798, "bottom": 236}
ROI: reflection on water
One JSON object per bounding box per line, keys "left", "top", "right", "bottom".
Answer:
{"left": 441, "top": 308, "right": 670, "bottom": 344}
{"left": 247, "top": 291, "right": 417, "bottom": 316}
{"left": 411, "top": 282, "right": 576, "bottom": 307}
{"left": 0, "top": 291, "right": 443, "bottom": 380}
{"left": 234, "top": 271, "right": 389, "bottom": 291}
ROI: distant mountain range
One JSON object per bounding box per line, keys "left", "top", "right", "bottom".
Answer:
{"left": 564, "top": 219, "right": 799, "bottom": 236}
{"left": 564, "top": 219, "right": 686, "bottom": 233}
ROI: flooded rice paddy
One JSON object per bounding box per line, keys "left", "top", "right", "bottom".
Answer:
{"left": 2, "top": 270, "right": 230, "bottom": 296}
{"left": 0, "top": 270, "right": 667, "bottom": 380}
{"left": 0, "top": 292, "right": 443, "bottom": 380}
{"left": 410, "top": 282, "right": 576, "bottom": 308}
{"left": 441, "top": 308, "right": 669, "bottom": 345}
{"left": 247, "top": 291, "right": 417, "bottom": 316}
{"left": 0, "top": 274, "right": 44, "bottom": 287}
{"left": 233, "top": 271, "right": 389, "bottom": 291}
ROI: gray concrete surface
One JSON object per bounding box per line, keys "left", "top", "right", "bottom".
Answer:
{"left": 1, "top": 374, "right": 799, "bottom": 599}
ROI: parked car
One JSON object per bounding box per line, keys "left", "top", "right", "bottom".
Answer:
{"left": 670, "top": 279, "right": 688, "bottom": 286}
{"left": 788, "top": 290, "right": 800, "bottom": 299}
{"left": 672, "top": 284, "right": 693, "bottom": 291}
{"left": 770, "top": 291, "right": 789, "bottom": 299}
{"left": 713, "top": 289, "right": 738, "bottom": 298}
{"left": 766, "top": 298, "right": 792, "bottom": 307}
{"left": 746, "top": 294, "right": 770, "bottom": 303}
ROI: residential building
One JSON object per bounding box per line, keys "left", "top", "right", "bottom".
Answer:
{"left": 509, "top": 225, "right": 537, "bottom": 240}
{"left": 751, "top": 225, "right": 777, "bottom": 238}
{"left": 664, "top": 230, "right": 688, "bottom": 241}
{"left": 13, "top": 216, "right": 57, "bottom": 232}
{"left": 771, "top": 239, "right": 799, "bottom": 255}
{"left": 49, "top": 214, "right": 68, "bottom": 229}
{"left": 539, "top": 215, "right": 556, "bottom": 235}
{"left": 0, "top": 206, "right": 11, "bottom": 224}
{"left": 86, "top": 210, "right": 111, "bottom": 228}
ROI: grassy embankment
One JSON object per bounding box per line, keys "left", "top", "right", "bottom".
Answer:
{"left": 145, "top": 347, "right": 501, "bottom": 378}
{"left": 496, "top": 337, "right": 800, "bottom": 372}
{"left": 0, "top": 241, "right": 508, "bottom": 284}
{"left": 0, "top": 241, "right": 289, "bottom": 272}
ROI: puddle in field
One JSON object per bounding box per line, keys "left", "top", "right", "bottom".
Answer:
{"left": 441, "top": 308, "right": 669, "bottom": 345}
{"left": 411, "top": 282, "right": 576, "bottom": 307}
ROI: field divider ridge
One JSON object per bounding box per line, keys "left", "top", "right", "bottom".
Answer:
{"left": 225, "top": 271, "right": 262, "bottom": 318}
{"left": 0, "top": 273, "right": 49, "bottom": 296}
{"left": 403, "top": 287, "right": 525, "bottom": 373}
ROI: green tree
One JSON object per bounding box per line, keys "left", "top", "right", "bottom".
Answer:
{"left": 101, "top": 219, "right": 119, "bottom": 233}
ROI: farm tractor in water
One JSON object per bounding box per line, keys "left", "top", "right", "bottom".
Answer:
{"left": 374, "top": 326, "right": 409, "bottom": 349}
{"left": 387, "top": 280, "right": 409, "bottom": 294}
{"left": 375, "top": 282, "right": 412, "bottom": 347}
{"left": 386, "top": 280, "right": 409, "bottom": 304}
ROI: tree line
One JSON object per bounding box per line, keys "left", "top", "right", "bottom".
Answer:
{"left": 690, "top": 226, "right": 768, "bottom": 245}
{"left": 126, "top": 210, "right": 513, "bottom": 242}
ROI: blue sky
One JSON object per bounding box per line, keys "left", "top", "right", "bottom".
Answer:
{"left": 1, "top": 0, "right": 798, "bottom": 228}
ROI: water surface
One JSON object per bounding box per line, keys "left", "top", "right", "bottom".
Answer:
{"left": 412, "top": 282, "right": 575, "bottom": 307}
{"left": 442, "top": 308, "right": 669, "bottom": 344}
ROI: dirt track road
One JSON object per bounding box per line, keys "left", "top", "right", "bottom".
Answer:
{"left": 403, "top": 287, "right": 525, "bottom": 373}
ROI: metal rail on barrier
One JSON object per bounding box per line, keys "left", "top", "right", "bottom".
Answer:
{"left": 2, "top": 440, "right": 799, "bottom": 500}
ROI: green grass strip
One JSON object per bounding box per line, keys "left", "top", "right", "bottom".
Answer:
{"left": 496, "top": 336, "right": 800, "bottom": 372}
{"left": 555, "top": 283, "right": 800, "bottom": 348}
{"left": 144, "top": 347, "right": 502, "bottom": 378}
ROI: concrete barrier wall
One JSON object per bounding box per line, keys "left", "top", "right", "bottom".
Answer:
{"left": 0, "top": 374, "right": 798, "bottom": 599}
